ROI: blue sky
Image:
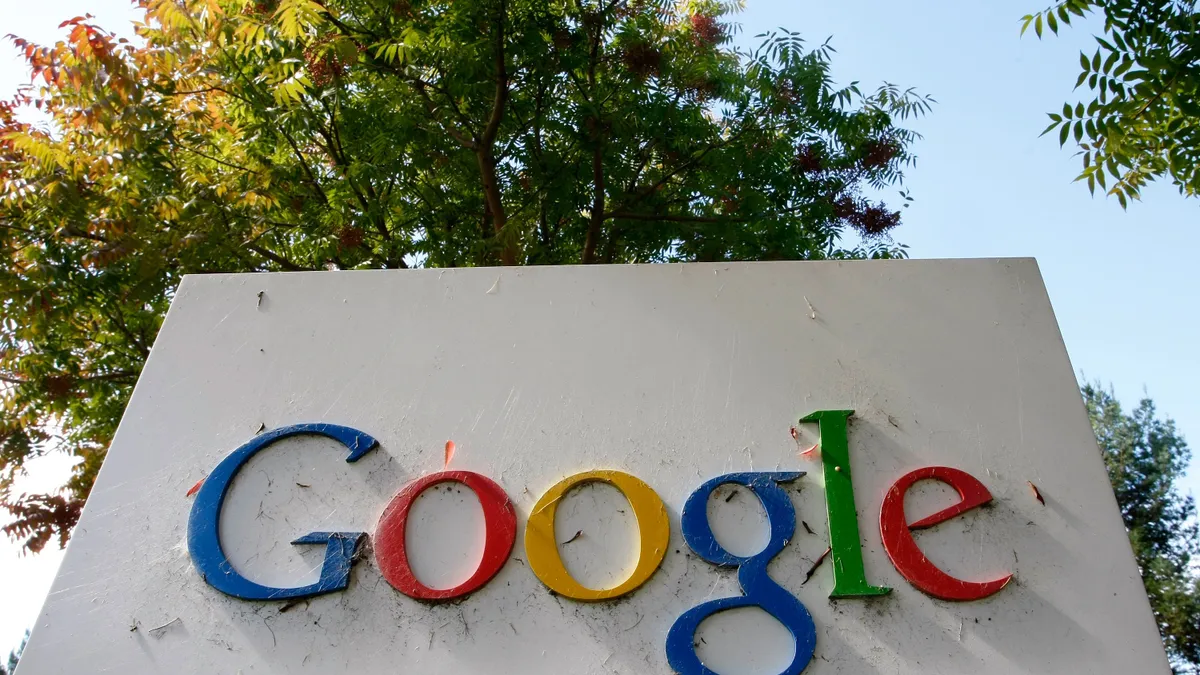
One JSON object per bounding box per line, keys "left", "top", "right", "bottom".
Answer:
{"left": 1, "top": 0, "right": 1197, "bottom": 660}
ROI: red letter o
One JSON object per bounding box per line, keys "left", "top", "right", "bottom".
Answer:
{"left": 374, "top": 470, "right": 516, "bottom": 601}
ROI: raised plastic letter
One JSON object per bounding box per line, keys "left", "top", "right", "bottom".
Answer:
{"left": 187, "top": 423, "right": 377, "bottom": 600}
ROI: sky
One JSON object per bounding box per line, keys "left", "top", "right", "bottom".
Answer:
{"left": 1, "top": 0, "right": 1198, "bottom": 661}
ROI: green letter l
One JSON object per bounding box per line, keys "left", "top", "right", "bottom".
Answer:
{"left": 800, "top": 409, "right": 891, "bottom": 599}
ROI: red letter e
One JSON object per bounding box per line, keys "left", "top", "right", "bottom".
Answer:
{"left": 880, "top": 466, "right": 1012, "bottom": 601}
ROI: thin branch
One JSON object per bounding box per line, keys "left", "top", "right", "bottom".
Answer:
{"left": 481, "top": 0, "right": 509, "bottom": 147}
{"left": 246, "top": 243, "right": 313, "bottom": 271}
{"left": 410, "top": 80, "right": 478, "bottom": 149}
{"left": 166, "top": 136, "right": 261, "bottom": 175}
{"left": 608, "top": 128, "right": 745, "bottom": 215}
{"left": 0, "top": 370, "right": 139, "bottom": 386}
{"left": 606, "top": 211, "right": 748, "bottom": 223}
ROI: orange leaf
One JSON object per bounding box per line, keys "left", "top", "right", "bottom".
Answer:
{"left": 444, "top": 440, "right": 456, "bottom": 468}
{"left": 1028, "top": 481, "right": 1045, "bottom": 505}
{"left": 185, "top": 477, "right": 204, "bottom": 497}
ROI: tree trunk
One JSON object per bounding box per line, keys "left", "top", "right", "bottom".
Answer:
{"left": 476, "top": 148, "right": 514, "bottom": 266}
{"left": 582, "top": 142, "right": 605, "bottom": 264}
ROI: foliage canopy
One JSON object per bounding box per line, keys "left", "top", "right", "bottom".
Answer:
{"left": 1023, "top": 0, "right": 1200, "bottom": 206}
{"left": 0, "top": 630, "right": 26, "bottom": 675}
{"left": 1083, "top": 383, "right": 1200, "bottom": 672}
{"left": 0, "top": 0, "right": 930, "bottom": 551}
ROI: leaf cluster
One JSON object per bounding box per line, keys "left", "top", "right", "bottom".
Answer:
{"left": 1083, "top": 382, "right": 1200, "bottom": 672}
{"left": 0, "top": 0, "right": 930, "bottom": 551}
{"left": 1023, "top": 0, "right": 1200, "bottom": 206}
{"left": 0, "top": 630, "right": 26, "bottom": 675}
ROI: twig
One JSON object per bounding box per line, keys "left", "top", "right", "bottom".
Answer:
{"left": 279, "top": 598, "right": 308, "bottom": 613}
{"left": 148, "top": 617, "right": 181, "bottom": 638}
{"left": 803, "top": 547, "right": 832, "bottom": 584}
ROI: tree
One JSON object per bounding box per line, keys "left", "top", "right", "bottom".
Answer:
{"left": 0, "top": 0, "right": 931, "bottom": 552}
{"left": 1022, "top": 0, "right": 1200, "bottom": 206}
{"left": 0, "top": 630, "right": 27, "bottom": 675}
{"left": 1083, "top": 382, "right": 1200, "bottom": 672}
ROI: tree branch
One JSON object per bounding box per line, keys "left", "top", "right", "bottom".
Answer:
{"left": 246, "top": 243, "right": 313, "bottom": 271}
{"left": 478, "top": 0, "right": 515, "bottom": 265}
{"left": 606, "top": 211, "right": 749, "bottom": 223}
{"left": 481, "top": 1, "right": 510, "bottom": 147}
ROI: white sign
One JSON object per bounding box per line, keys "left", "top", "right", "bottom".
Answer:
{"left": 18, "top": 260, "right": 1169, "bottom": 674}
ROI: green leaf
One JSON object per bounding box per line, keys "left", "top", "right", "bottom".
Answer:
{"left": 1103, "top": 51, "right": 1119, "bottom": 74}
{"left": 334, "top": 38, "right": 359, "bottom": 65}
{"left": 1060, "top": 121, "right": 1071, "bottom": 145}
{"left": 1081, "top": 52, "right": 1091, "bottom": 72}
{"left": 1047, "top": 11, "right": 1059, "bottom": 33}
{"left": 1035, "top": 14, "right": 1044, "bottom": 38}
{"left": 1020, "top": 14, "right": 1035, "bottom": 36}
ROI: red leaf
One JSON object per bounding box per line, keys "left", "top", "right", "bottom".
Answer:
{"left": 1028, "top": 481, "right": 1045, "bottom": 505}
{"left": 186, "top": 478, "right": 204, "bottom": 497}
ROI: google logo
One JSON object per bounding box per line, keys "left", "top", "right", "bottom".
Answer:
{"left": 187, "top": 410, "right": 1012, "bottom": 674}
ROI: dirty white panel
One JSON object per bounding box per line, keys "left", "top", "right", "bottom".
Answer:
{"left": 17, "top": 260, "right": 1170, "bottom": 674}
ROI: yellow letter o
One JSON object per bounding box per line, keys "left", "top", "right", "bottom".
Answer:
{"left": 525, "top": 470, "right": 669, "bottom": 601}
